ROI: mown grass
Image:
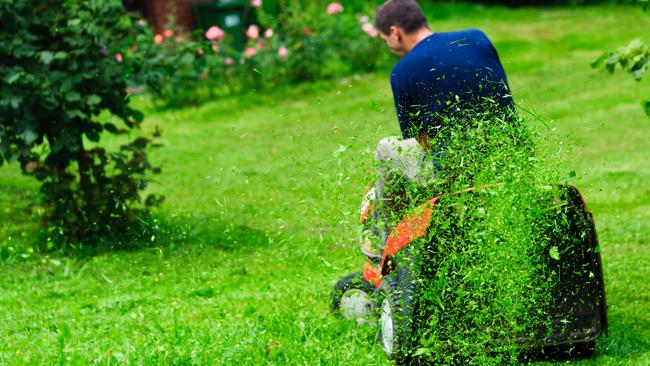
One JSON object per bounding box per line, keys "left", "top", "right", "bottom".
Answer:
{"left": 1, "top": 4, "right": 649, "bottom": 365}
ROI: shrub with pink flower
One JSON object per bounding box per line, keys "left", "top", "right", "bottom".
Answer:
{"left": 362, "top": 22, "right": 379, "bottom": 38}
{"left": 278, "top": 46, "right": 288, "bottom": 59}
{"left": 115, "top": 53, "right": 123, "bottom": 63}
{"left": 128, "top": 1, "right": 387, "bottom": 108}
{"left": 326, "top": 2, "right": 344, "bottom": 15}
{"left": 205, "top": 26, "right": 225, "bottom": 41}
{"left": 246, "top": 25, "right": 260, "bottom": 40}
{"left": 244, "top": 47, "right": 257, "bottom": 58}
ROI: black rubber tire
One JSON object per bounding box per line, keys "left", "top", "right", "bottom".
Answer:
{"left": 331, "top": 271, "right": 376, "bottom": 315}
{"left": 378, "top": 249, "right": 418, "bottom": 365}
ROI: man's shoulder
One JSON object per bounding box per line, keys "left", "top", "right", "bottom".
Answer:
{"left": 440, "top": 28, "right": 491, "bottom": 45}
{"left": 390, "top": 29, "right": 495, "bottom": 82}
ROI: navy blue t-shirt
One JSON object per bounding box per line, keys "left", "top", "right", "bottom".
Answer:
{"left": 390, "top": 29, "right": 513, "bottom": 139}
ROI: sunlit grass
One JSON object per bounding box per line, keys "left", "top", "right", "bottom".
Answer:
{"left": 1, "top": 4, "right": 649, "bottom": 365}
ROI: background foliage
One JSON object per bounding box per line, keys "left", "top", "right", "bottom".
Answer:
{"left": 132, "top": 1, "right": 388, "bottom": 107}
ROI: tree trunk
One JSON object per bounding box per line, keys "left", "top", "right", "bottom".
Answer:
{"left": 76, "top": 136, "right": 94, "bottom": 220}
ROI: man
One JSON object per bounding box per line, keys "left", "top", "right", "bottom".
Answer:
{"left": 360, "top": 0, "right": 514, "bottom": 255}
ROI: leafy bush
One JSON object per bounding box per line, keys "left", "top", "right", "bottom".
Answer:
{"left": 592, "top": 1, "right": 649, "bottom": 117}
{"left": 0, "top": 0, "right": 162, "bottom": 249}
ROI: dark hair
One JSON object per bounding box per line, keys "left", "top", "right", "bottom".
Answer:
{"left": 375, "top": 0, "right": 428, "bottom": 35}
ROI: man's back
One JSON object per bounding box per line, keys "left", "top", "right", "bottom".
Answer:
{"left": 390, "top": 29, "right": 513, "bottom": 139}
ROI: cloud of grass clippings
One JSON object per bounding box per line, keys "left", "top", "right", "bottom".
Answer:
{"left": 377, "top": 101, "right": 596, "bottom": 364}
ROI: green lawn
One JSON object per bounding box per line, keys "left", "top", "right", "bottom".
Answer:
{"left": 1, "top": 4, "right": 649, "bottom": 365}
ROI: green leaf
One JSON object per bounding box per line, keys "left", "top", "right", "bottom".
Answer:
{"left": 66, "top": 109, "right": 87, "bottom": 120}
{"left": 413, "top": 348, "right": 431, "bottom": 357}
{"left": 65, "top": 91, "right": 81, "bottom": 102}
{"left": 9, "top": 95, "right": 23, "bottom": 109}
{"left": 179, "top": 53, "right": 195, "bottom": 65}
{"left": 117, "top": 15, "right": 133, "bottom": 29}
{"left": 549, "top": 246, "right": 560, "bottom": 261}
{"left": 643, "top": 99, "right": 650, "bottom": 118}
{"left": 87, "top": 94, "right": 102, "bottom": 106}
{"left": 605, "top": 54, "right": 620, "bottom": 67}
{"left": 40, "top": 51, "right": 54, "bottom": 65}
{"left": 21, "top": 129, "right": 38, "bottom": 145}
{"left": 54, "top": 51, "right": 68, "bottom": 61}
{"left": 590, "top": 53, "right": 607, "bottom": 69}
{"left": 632, "top": 68, "right": 645, "bottom": 81}
{"left": 5, "top": 72, "right": 21, "bottom": 84}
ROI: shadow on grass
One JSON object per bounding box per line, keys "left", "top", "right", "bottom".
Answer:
{"left": 82, "top": 213, "right": 270, "bottom": 257}
{"left": 1, "top": 210, "right": 272, "bottom": 261}
{"left": 147, "top": 213, "right": 271, "bottom": 252}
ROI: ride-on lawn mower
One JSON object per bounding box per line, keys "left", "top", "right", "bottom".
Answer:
{"left": 332, "top": 184, "right": 608, "bottom": 364}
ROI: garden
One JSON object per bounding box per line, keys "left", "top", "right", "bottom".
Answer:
{"left": 1, "top": 0, "right": 649, "bottom": 364}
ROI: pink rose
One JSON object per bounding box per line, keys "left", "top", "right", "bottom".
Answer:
{"left": 278, "top": 46, "right": 288, "bottom": 59}
{"left": 244, "top": 47, "right": 257, "bottom": 58}
{"left": 225, "top": 57, "right": 234, "bottom": 66}
{"left": 154, "top": 34, "right": 164, "bottom": 44}
{"left": 163, "top": 29, "right": 174, "bottom": 38}
{"left": 264, "top": 28, "right": 274, "bottom": 38}
{"left": 362, "top": 22, "right": 378, "bottom": 38}
{"left": 246, "top": 25, "right": 260, "bottom": 40}
{"left": 115, "top": 53, "right": 123, "bottom": 63}
{"left": 256, "top": 40, "right": 265, "bottom": 49}
{"left": 251, "top": 0, "right": 262, "bottom": 7}
{"left": 205, "top": 26, "right": 225, "bottom": 41}
{"left": 326, "top": 2, "right": 343, "bottom": 15}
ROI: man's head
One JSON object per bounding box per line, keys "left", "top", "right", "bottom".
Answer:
{"left": 375, "top": 0, "right": 429, "bottom": 57}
